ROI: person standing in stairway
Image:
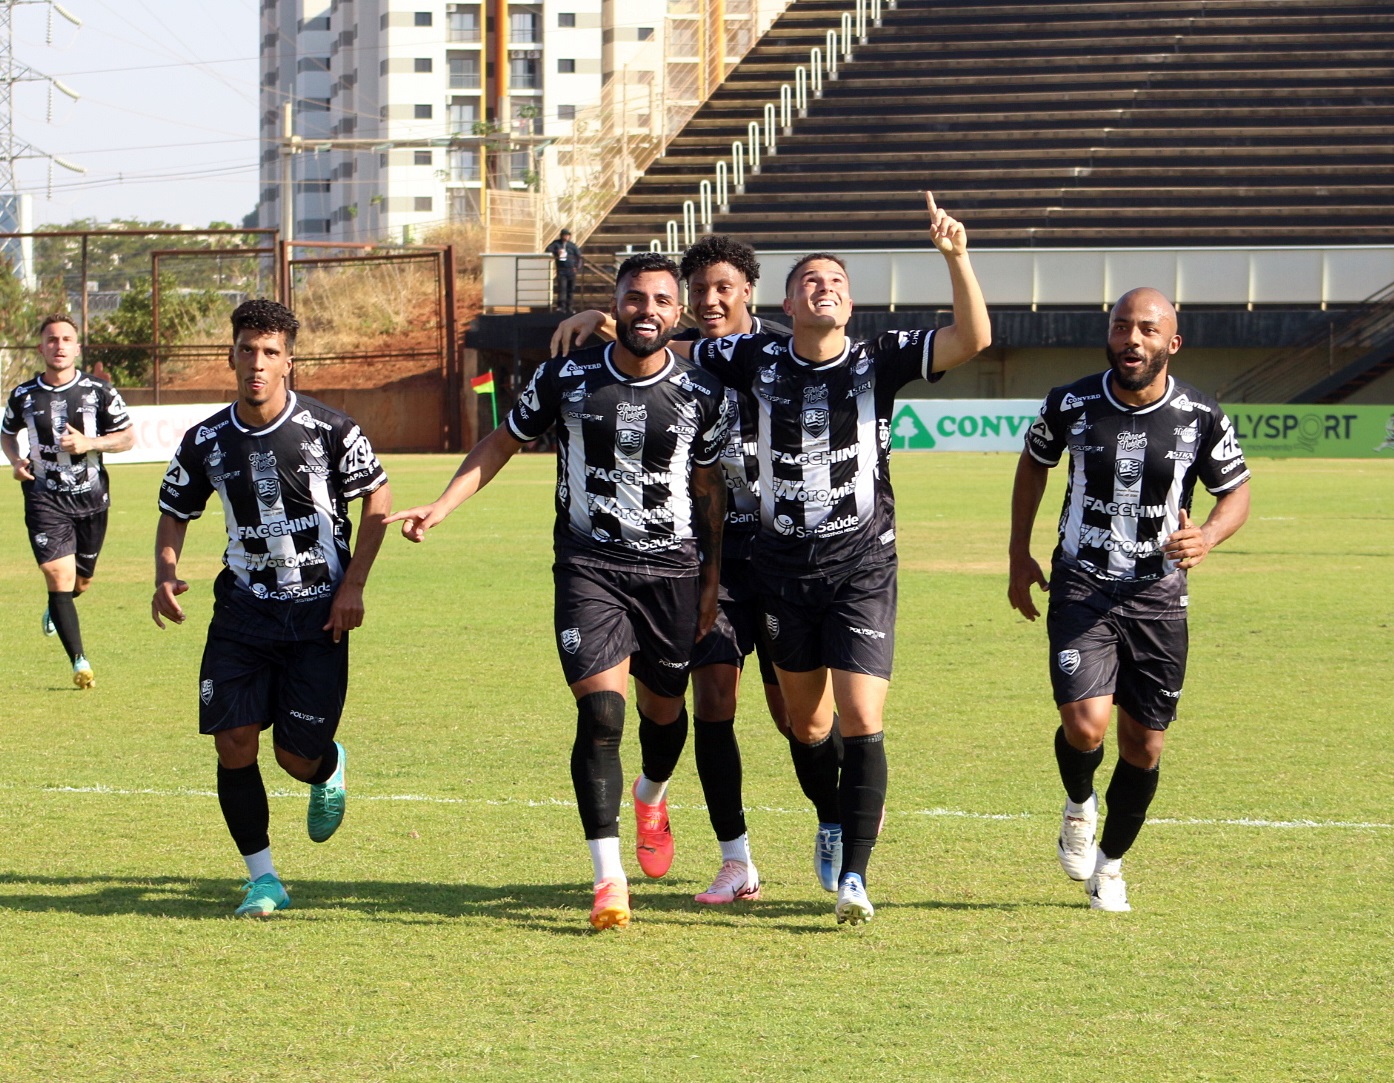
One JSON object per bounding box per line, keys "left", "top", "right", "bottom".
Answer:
{"left": 545, "top": 229, "right": 583, "bottom": 313}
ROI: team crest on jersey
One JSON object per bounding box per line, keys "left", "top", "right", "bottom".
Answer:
{"left": 250, "top": 451, "right": 277, "bottom": 471}
{"left": 616, "top": 428, "right": 644, "bottom": 455}
{"left": 1114, "top": 458, "right": 1143, "bottom": 486}
{"left": 1070, "top": 417, "right": 1088, "bottom": 436}
{"left": 802, "top": 408, "right": 829, "bottom": 437}
{"left": 560, "top": 627, "right": 581, "bottom": 654}
{"left": 200, "top": 679, "right": 214, "bottom": 705}
{"left": 1057, "top": 650, "right": 1081, "bottom": 675}
{"left": 256, "top": 477, "right": 281, "bottom": 507}
{"left": 1117, "top": 432, "right": 1147, "bottom": 452}
{"left": 765, "top": 613, "right": 780, "bottom": 639}
{"left": 616, "top": 402, "right": 647, "bottom": 423}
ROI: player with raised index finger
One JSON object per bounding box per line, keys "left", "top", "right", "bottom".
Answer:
{"left": 1008, "top": 287, "right": 1251, "bottom": 911}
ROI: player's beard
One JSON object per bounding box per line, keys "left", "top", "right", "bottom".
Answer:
{"left": 1105, "top": 342, "right": 1170, "bottom": 392}
{"left": 615, "top": 316, "right": 677, "bottom": 358}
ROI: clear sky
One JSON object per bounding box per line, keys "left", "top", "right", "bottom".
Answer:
{"left": 12, "top": 0, "right": 259, "bottom": 229}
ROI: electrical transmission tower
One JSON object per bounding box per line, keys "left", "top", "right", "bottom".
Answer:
{"left": 0, "top": 0, "right": 83, "bottom": 198}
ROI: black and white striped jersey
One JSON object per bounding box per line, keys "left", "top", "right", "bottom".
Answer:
{"left": 1026, "top": 371, "right": 1250, "bottom": 587}
{"left": 692, "top": 328, "right": 943, "bottom": 578}
{"left": 2, "top": 370, "right": 131, "bottom": 516}
{"left": 506, "top": 342, "right": 732, "bottom": 577}
{"left": 677, "top": 315, "right": 791, "bottom": 558}
{"left": 158, "top": 392, "right": 387, "bottom": 640}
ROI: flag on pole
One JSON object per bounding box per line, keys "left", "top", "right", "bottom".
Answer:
{"left": 470, "top": 370, "right": 499, "bottom": 429}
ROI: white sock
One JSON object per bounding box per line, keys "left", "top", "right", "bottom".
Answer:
{"left": 588, "top": 837, "right": 626, "bottom": 884}
{"left": 243, "top": 846, "right": 276, "bottom": 881}
{"left": 1094, "top": 849, "right": 1122, "bottom": 876}
{"left": 719, "top": 834, "right": 751, "bottom": 864}
{"left": 1066, "top": 793, "right": 1097, "bottom": 816}
{"left": 633, "top": 773, "right": 668, "bottom": 806}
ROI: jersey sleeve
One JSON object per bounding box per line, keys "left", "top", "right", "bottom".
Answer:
{"left": 1, "top": 386, "right": 21, "bottom": 435}
{"left": 505, "top": 362, "right": 562, "bottom": 442}
{"left": 1024, "top": 391, "right": 1068, "bottom": 466}
{"left": 693, "top": 383, "right": 735, "bottom": 467}
{"left": 1196, "top": 409, "right": 1251, "bottom": 494}
{"left": 158, "top": 433, "right": 214, "bottom": 520}
{"left": 691, "top": 333, "right": 761, "bottom": 393}
{"left": 870, "top": 328, "right": 943, "bottom": 391}
{"left": 98, "top": 383, "right": 132, "bottom": 434}
{"left": 333, "top": 418, "right": 388, "bottom": 500}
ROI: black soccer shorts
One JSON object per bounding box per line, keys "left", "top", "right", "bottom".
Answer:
{"left": 1046, "top": 585, "right": 1189, "bottom": 730}
{"left": 198, "top": 631, "right": 349, "bottom": 759}
{"left": 690, "top": 555, "right": 778, "bottom": 685}
{"left": 553, "top": 561, "right": 701, "bottom": 699}
{"left": 759, "top": 559, "right": 898, "bottom": 679}
{"left": 24, "top": 500, "right": 108, "bottom": 578}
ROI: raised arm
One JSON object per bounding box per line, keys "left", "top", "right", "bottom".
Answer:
{"left": 324, "top": 481, "right": 393, "bottom": 642}
{"left": 925, "top": 190, "right": 992, "bottom": 372}
{"left": 690, "top": 461, "right": 727, "bottom": 640}
{"left": 386, "top": 424, "right": 526, "bottom": 541}
{"left": 152, "top": 513, "right": 192, "bottom": 628}
{"left": 1007, "top": 450, "right": 1052, "bottom": 621}
{"left": 549, "top": 309, "right": 613, "bottom": 356}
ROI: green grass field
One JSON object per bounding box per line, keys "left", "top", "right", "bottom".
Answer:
{"left": 1, "top": 452, "right": 1390, "bottom": 1082}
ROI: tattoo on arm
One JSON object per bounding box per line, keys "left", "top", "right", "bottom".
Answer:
{"left": 692, "top": 464, "right": 726, "bottom": 568}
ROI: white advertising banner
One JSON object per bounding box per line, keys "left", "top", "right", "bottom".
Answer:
{"left": 106, "top": 402, "right": 227, "bottom": 465}
{"left": 889, "top": 399, "right": 1040, "bottom": 451}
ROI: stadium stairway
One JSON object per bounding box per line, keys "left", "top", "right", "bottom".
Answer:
{"left": 581, "top": 0, "right": 1394, "bottom": 255}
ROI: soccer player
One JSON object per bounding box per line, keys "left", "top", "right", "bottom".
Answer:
{"left": 1008, "top": 287, "right": 1251, "bottom": 911}
{"left": 2, "top": 314, "right": 134, "bottom": 688}
{"left": 684, "top": 193, "right": 992, "bottom": 924}
{"left": 151, "top": 299, "right": 392, "bottom": 918}
{"left": 550, "top": 234, "right": 793, "bottom": 906}
{"left": 388, "top": 253, "right": 732, "bottom": 931}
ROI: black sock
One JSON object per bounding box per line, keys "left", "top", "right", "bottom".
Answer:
{"left": 694, "top": 716, "right": 745, "bottom": 841}
{"left": 839, "top": 732, "right": 887, "bottom": 884}
{"left": 47, "top": 590, "right": 84, "bottom": 663}
{"left": 305, "top": 740, "right": 339, "bottom": 785}
{"left": 831, "top": 712, "right": 845, "bottom": 763}
{"left": 1055, "top": 725, "right": 1105, "bottom": 804}
{"left": 1099, "top": 757, "right": 1161, "bottom": 860}
{"left": 638, "top": 706, "right": 688, "bottom": 784}
{"left": 571, "top": 691, "right": 626, "bottom": 838}
{"left": 217, "top": 762, "right": 270, "bottom": 856}
{"left": 788, "top": 731, "right": 840, "bottom": 823}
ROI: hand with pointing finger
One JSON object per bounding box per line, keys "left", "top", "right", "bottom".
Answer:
{"left": 1163, "top": 508, "right": 1210, "bottom": 570}
{"left": 926, "top": 190, "right": 967, "bottom": 257}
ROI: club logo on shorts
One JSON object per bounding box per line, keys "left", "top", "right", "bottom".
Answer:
{"left": 1113, "top": 458, "right": 1143, "bottom": 487}
{"left": 256, "top": 477, "right": 281, "bottom": 507}
{"left": 200, "top": 679, "right": 214, "bottom": 704}
{"left": 33, "top": 532, "right": 48, "bottom": 547}
{"left": 1057, "top": 649, "right": 1081, "bottom": 676}
{"left": 615, "top": 428, "right": 644, "bottom": 456}
{"left": 802, "top": 408, "right": 829, "bottom": 437}
{"left": 560, "top": 627, "right": 581, "bottom": 654}
{"left": 765, "top": 613, "right": 780, "bottom": 639}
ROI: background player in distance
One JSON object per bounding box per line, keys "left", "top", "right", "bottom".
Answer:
{"left": 680, "top": 192, "right": 992, "bottom": 924}
{"left": 152, "top": 299, "right": 392, "bottom": 918}
{"left": 388, "top": 254, "right": 730, "bottom": 930}
{"left": 1008, "top": 287, "right": 1250, "bottom": 912}
{"left": 2, "top": 314, "right": 134, "bottom": 687}
{"left": 550, "top": 235, "right": 794, "bottom": 905}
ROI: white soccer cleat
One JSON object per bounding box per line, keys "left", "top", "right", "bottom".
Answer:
{"left": 835, "top": 872, "right": 874, "bottom": 925}
{"left": 694, "top": 860, "right": 761, "bottom": 905}
{"left": 1086, "top": 860, "right": 1131, "bottom": 912}
{"left": 1057, "top": 792, "right": 1098, "bottom": 881}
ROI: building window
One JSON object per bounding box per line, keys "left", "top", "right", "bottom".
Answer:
{"left": 414, "top": 103, "right": 433, "bottom": 119}
{"left": 415, "top": 150, "right": 432, "bottom": 165}
{"left": 638, "top": 27, "right": 654, "bottom": 41}
{"left": 558, "top": 12, "right": 576, "bottom": 27}
{"left": 557, "top": 58, "right": 575, "bottom": 74}
{"left": 449, "top": 98, "right": 479, "bottom": 130}
{"left": 414, "top": 196, "right": 433, "bottom": 212}
{"left": 557, "top": 104, "right": 576, "bottom": 120}
{"left": 509, "top": 57, "right": 539, "bottom": 89}
{"left": 449, "top": 149, "right": 479, "bottom": 182}
{"left": 414, "top": 57, "right": 433, "bottom": 73}
{"left": 510, "top": 12, "right": 539, "bottom": 44}
{"left": 379, "top": 153, "right": 388, "bottom": 166}
{"left": 414, "top": 12, "right": 432, "bottom": 26}
{"left": 448, "top": 7, "right": 481, "bottom": 42}
{"left": 448, "top": 54, "right": 480, "bottom": 90}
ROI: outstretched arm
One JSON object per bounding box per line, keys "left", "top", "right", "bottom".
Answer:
{"left": 925, "top": 190, "right": 992, "bottom": 372}
{"left": 549, "top": 309, "right": 614, "bottom": 356}
{"left": 1162, "top": 481, "right": 1250, "bottom": 571}
{"left": 1007, "top": 450, "right": 1051, "bottom": 621}
{"left": 385, "top": 424, "right": 526, "bottom": 541}
{"left": 325, "top": 481, "right": 393, "bottom": 642}
{"left": 152, "top": 513, "right": 192, "bottom": 628}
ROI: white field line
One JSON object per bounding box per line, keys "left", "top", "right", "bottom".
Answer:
{"left": 38, "top": 785, "right": 1392, "bottom": 830}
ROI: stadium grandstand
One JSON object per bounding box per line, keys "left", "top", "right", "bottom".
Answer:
{"left": 471, "top": 0, "right": 1394, "bottom": 411}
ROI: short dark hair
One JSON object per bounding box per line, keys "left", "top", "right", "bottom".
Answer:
{"left": 784, "top": 252, "right": 849, "bottom": 294}
{"left": 38, "top": 313, "right": 77, "bottom": 337}
{"left": 559, "top": 229, "right": 572, "bottom": 237}
{"left": 230, "top": 298, "right": 299, "bottom": 353}
{"left": 680, "top": 235, "right": 760, "bottom": 285}
{"left": 614, "top": 253, "right": 680, "bottom": 296}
